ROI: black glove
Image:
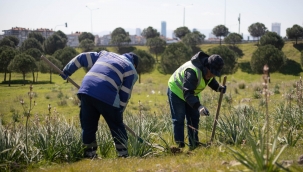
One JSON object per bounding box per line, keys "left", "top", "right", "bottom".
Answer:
{"left": 60, "top": 70, "right": 70, "bottom": 80}
{"left": 198, "top": 106, "right": 210, "bottom": 116}
{"left": 217, "top": 85, "right": 226, "bottom": 94}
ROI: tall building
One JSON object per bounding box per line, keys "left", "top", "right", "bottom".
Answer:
{"left": 161, "top": 21, "right": 166, "bottom": 38}
{"left": 136, "top": 28, "right": 141, "bottom": 36}
{"left": 272, "top": 23, "right": 281, "bottom": 36}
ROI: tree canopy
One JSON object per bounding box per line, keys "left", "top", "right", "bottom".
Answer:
{"left": 53, "top": 46, "right": 78, "bottom": 66}
{"left": 208, "top": 45, "right": 238, "bottom": 75}
{"left": 8, "top": 53, "right": 37, "bottom": 83}
{"left": 0, "top": 37, "right": 17, "bottom": 48}
{"left": 141, "top": 27, "right": 160, "bottom": 39}
{"left": 224, "top": 33, "right": 243, "bottom": 46}
{"left": 110, "top": 27, "right": 131, "bottom": 51}
{"left": 174, "top": 27, "right": 191, "bottom": 39}
{"left": 28, "top": 32, "right": 45, "bottom": 44}
{"left": 0, "top": 47, "right": 17, "bottom": 81}
{"left": 286, "top": 24, "right": 303, "bottom": 45}
{"left": 79, "top": 39, "right": 95, "bottom": 52}
{"left": 146, "top": 37, "right": 166, "bottom": 62}
{"left": 44, "top": 31, "right": 67, "bottom": 55}
{"left": 78, "top": 32, "right": 95, "bottom": 42}
{"left": 182, "top": 31, "right": 205, "bottom": 47}
{"left": 160, "top": 42, "right": 192, "bottom": 74}
{"left": 260, "top": 31, "right": 284, "bottom": 50}
{"left": 212, "top": 25, "right": 229, "bottom": 45}
{"left": 21, "top": 38, "right": 43, "bottom": 52}
{"left": 248, "top": 22, "right": 267, "bottom": 41}
{"left": 250, "top": 45, "right": 286, "bottom": 73}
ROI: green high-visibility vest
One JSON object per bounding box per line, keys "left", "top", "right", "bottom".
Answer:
{"left": 168, "top": 61, "right": 212, "bottom": 100}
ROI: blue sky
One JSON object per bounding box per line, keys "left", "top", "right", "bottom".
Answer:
{"left": 1, "top": 0, "right": 302, "bottom": 38}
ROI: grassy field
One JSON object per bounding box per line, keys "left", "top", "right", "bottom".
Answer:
{"left": 0, "top": 42, "right": 303, "bottom": 171}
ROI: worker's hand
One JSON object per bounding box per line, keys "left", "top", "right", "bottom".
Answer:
{"left": 217, "top": 85, "right": 226, "bottom": 94}
{"left": 59, "top": 70, "right": 70, "bottom": 80}
{"left": 198, "top": 106, "right": 209, "bottom": 116}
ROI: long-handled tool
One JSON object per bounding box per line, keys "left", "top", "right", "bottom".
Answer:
{"left": 210, "top": 76, "right": 227, "bottom": 143}
{"left": 41, "top": 55, "right": 165, "bottom": 151}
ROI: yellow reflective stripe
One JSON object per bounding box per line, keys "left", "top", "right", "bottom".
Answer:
{"left": 86, "top": 53, "right": 93, "bottom": 68}
{"left": 86, "top": 72, "right": 118, "bottom": 90}
{"left": 95, "top": 61, "right": 123, "bottom": 81}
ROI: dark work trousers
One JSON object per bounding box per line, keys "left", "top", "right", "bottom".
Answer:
{"left": 78, "top": 94, "right": 128, "bottom": 146}
{"left": 167, "top": 88, "right": 200, "bottom": 147}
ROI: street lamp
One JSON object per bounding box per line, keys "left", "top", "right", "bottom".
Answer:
{"left": 177, "top": 4, "right": 193, "bottom": 26}
{"left": 86, "top": 6, "right": 99, "bottom": 33}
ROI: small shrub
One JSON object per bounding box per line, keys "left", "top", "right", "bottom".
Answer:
{"left": 238, "top": 83, "right": 246, "bottom": 89}
{"left": 57, "top": 99, "right": 67, "bottom": 106}
{"left": 253, "top": 91, "right": 261, "bottom": 99}
{"left": 57, "top": 91, "right": 64, "bottom": 99}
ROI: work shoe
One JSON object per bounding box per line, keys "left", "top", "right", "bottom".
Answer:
{"left": 189, "top": 142, "right": 208, "bottom": 150}
{"left": 84, "top": 147, "right": 98, "bottom": 159}
{"left": 118, "top": 154, "right": 129, "bottom": 158}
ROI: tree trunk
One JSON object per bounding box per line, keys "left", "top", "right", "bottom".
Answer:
{"left": 23, "top": 73, "right": 26, "bottom": 85}
{"left": 8, "top": 72, "right": 11, "bottom": 87}
{"left": 139, "top": 72, "right": 141, "bottom": 83}
{"left": 49, "top": 70, "right": 52, "bottom": 83}
{"left": 32, "top": 71, "right": 35, "bottom": 83}
{"left": 36, "top": 71, "right": 39, "bottom": 83}
{"left": 4, "top": 72, "right": 7, "bottom": 82}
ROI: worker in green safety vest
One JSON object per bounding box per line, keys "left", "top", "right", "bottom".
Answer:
{"left": 167, "top": 51, "right": 226, "bottom": 149}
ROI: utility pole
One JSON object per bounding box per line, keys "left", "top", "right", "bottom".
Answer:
{"left": 177, "top": 4, "right": 193, "bottom": 26}
{"left": 86, "top": 6, "right": 99, "bottom": 33}
{"left": 238, "top": 13, "right": 241, "bottom": 34}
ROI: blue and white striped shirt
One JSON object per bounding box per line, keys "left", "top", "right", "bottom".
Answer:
{"left": 63, "top": 51, "right": 138, "bottom": 111}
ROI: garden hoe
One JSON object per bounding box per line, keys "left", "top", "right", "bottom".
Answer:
{"left": 41, "top": 55, "right": 165, "bottom": 152}
{"left": 209, "top": 76, "right": 227, "bottom": 145}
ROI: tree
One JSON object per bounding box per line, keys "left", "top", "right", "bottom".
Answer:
{"left": 0, "top": 37, "right": 15, "bottom": 48}
{"left": 53, "top": 46, "right": 77, "bottom": 67}
{"left": 212, "top": 25, "right": 229, "bottom": 45}
{"left": 174, "top": 27, "right": 191, "bottom": 39}
{"left": 301, "top": 50, "right": 303, "bottom": 67}
{"left": 250, "top": 45, "right": 286, "bottom": 73}
{"left": 47, "top": 56, "right": 62, "bottom": 83}
{"left": 224, "top": 33, "right": 243, "bottom": 46}
{"left": 21, "top": 38, "right": 43, "bottom": 52}
{"left": 44, "top": 33, "right": 67, "bottom": 55}
{"left": 24, "top": 48, "right": 42, "bottom": 82}
{"left": 8, "top": 53, "right": 37, "bottom": 84}
{"left": 182, "top": 31, "right": 205, "bottom": 54}
{"left": 28, "top": 32, "right": 45, "bottom": 44}
{"left": 146, "top": 37, "right": 166, "bottom": 62}
{"left": 286, "top": 24, "right": 303, "bottom": 45}
{"left": 0, "top": 47, "right": 17, "bottom": 84}
{"left": 208, "top": 45, "right": 238, "bottom": 75}
{"left": 248, "top": 22, "right": 267, "bottom": 43}
{"left": 141, "top": 27, "right": 160, "bottom": 39}
{"left": 79, "top": 39, "right": 95, "bottom": 52}
{"left": 78, "top": 32, "right": 95, "bottom": 42}
{"left": 160, "top": 42, "right": 192, "bottom": 74}
{"left": 260, "top": 31, "right": 284, "bottom": 50}
{"left": 110, "top": 27, "right": 131, "bottom": 52}
{"left": 55, "top": 30, "right": 68, "bottom": 43}
{"left": 133, "top": 49, "right": 156, "bottom": 83}
{"left": 7, "top": 36, "right": 19, "bottom": 47}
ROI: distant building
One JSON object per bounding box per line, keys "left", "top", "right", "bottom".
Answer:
{"left": 66, "top": 31, "right": 81, "bottom": 47}
{"left": 193, "top": 28, "right": 198, "bottom": 32}
{"left": 136, "top": 28, "right": 141, "bottom": 36}
{"left": 1, "top": 27, "right": 54, "bottom": 46}
{"left": 161, "top": 21, "right": 166, "bottom": 38}
{"left": 272, "top": 23, "right": 281, "bottom": 36}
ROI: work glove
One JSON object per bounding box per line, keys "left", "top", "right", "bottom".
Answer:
{"left": 59, "top": 70, "right": 70, "bottom": 80}
{"left": 198, "top": 106, "right": 209, "bottom": 116}
{"left": 217, "top": 85, "right": 226, "bottom": 94}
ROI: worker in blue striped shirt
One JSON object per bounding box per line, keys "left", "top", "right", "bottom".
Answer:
{"left": 61, "top": 51, "right": 139, "bottom": 158}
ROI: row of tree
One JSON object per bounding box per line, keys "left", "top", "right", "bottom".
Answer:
{"left": 0, "top": 22, "right": 302, "bottom": 86}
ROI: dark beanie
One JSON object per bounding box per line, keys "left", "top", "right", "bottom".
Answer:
{"left": 208, "top": 54, "right": 224, "bottom": 77}
{"left": 128, "top": 52, "right": 139, "bottom": 69}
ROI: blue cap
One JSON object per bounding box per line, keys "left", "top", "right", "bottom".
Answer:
{"left": 123, "top": 52, "right": 139, "bottom": 69}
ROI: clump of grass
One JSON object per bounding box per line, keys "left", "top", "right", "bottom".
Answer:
{"left": 238, "top": 83, "right": 246, "bottom": 89}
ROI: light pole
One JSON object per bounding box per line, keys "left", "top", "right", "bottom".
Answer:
{"left": 86, "top": 6, "right": 99, "bottom": 33}
{"left": 177, "top": 4, "right": 193, "bottom": 26}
